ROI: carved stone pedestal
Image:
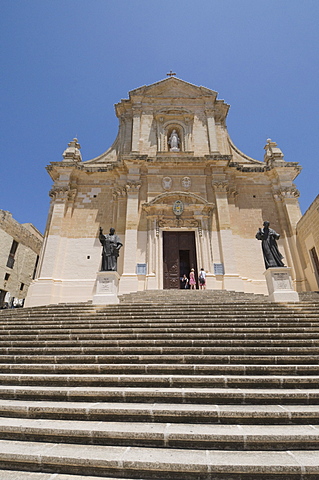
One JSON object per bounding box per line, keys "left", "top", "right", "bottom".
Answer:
{"left": 92, "top": 271, "right": 120, "bottom": 305}
{"left": 264, "top": 267, "right": 299, "bottom": 302}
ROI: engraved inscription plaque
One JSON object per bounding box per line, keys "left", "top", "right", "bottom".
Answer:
{"left": 273, "top": 272, "right": 290, "bottom": 290}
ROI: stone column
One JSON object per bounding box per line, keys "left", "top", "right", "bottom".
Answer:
{"left": 212, "top": 180, "right": 244, "bottom": 291}
{"left": 119, "top": 181, "right": 141, "bottom": 294}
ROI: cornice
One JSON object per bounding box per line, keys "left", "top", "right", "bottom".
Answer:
{"left": 229, "top": 162, "right": 270, "bottom": 173}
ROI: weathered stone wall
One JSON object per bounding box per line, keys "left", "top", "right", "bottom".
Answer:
{"left": 0, "top": 210, "right": 43, "bottom": 305}
{"left": 297, "top": 195, "right": 319, "bottom": 290}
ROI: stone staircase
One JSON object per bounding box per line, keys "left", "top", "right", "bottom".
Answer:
{"left": 0, "top": 291, "right": 318, "bottom": 479}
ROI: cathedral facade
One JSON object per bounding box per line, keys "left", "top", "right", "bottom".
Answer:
{"left": 26, "top": 77, "right": 306, "bottom": 306}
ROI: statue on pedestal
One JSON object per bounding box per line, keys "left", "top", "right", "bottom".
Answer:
{"left": 168, "top": 130, "right": 180, "bottom": 151}
{"left": 256, "top": 221, "right": 285, "bottom": 269}
{"left": 99, "top": 227, "right": 122, "bottom": 271}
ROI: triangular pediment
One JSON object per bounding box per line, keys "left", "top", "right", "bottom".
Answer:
{"left": 130, "top": 77, "right": 217, "bottom": 100}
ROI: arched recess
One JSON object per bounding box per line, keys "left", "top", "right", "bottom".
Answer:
{"left": 154, "top": 109, "right": 194, "bottom": 152}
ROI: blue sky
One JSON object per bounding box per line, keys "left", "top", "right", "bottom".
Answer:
{"left": 1, "top": 0, "right": 318, "bottom": 233}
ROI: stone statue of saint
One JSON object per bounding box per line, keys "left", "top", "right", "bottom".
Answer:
{"left": 168, "top": 130, "right": 180, "bottom": 151}
{"left": 99, "top": 227, "right": 123, "bottom": 271}
{"left": 256, "top": 221, "right": 285, "bottom": 269}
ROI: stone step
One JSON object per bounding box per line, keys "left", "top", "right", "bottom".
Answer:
{"left": 119, "top": 290, "right": 269, "bottom": 300}
{"left": 0, "top": 385, "right": 318, "bottom": 404}
{"left": 1, "top": 303, "right": 317, "bottom": 314}
{"left": 1, "top": 399, "right": 319, "bottom": 425}
{"left": 3, "top": 324, "right": 319, "bottom": 334}
{"left": 3, "top": 339, "right": 319, "bottom": 348}
{"left": 0, "top": 299, "right": 318, "bottom": 479}
{"left": 0, "top": 417, "right": 318, "bottom": 450}
{"left": 3, "top": 331, "right": 319, "bottom": 340}
{"left": 2, "top": 316, "right": 319, "bottom": 327}
{"left": 1, "top": 363, "right": 319, "bottom": 376}
{"left": 1, "top": 354, "right": 318, "bottom": 365}
{"left": 0, "top": 439, "right": 317, "bottom": 479}
{"left": 0, "top": 302, "right": 302, "bottom": 318}
{"left": 1, "top": 373, "right": 318, "bottom": 389}
{"left": 1, "top": 346, "right": 319, "bottom": 356}
{"left": 1, "top": 305, "right": 317, "bottom": 314}
{"left": 0, "top": 471, "right": 128, "bottom": 480}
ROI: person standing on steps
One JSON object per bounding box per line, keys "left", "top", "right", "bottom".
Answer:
{"left": 181, "top": 274, "right": 189, "bottom": 289}
{"left": 199, "top": 268, "right": 206, "bottom": 290}
{"left": 189, "top": 268, "right": 196, "bottom": 290}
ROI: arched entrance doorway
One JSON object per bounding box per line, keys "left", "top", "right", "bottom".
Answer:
{"left": 163, "top": 231, "right": 198, "bottom": 289}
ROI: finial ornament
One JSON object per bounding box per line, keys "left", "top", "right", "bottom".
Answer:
{"left": 264, "top": 138, "right": 284, "bottom": 164}
{"left": 166, "top": 70, "right": 176, "bottom": 77}
{"left": 62, "top": 138, "right": 82, "bottom": 162}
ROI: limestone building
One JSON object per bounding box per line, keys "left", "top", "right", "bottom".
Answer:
{"left": 0, "top": 210, "right": 43, "bottom": 308}
{"left": 26, "top": 77, "right": 307, "bottom": 306}
{"left": 297, "top": 195, "right": 319, "bottom": 291}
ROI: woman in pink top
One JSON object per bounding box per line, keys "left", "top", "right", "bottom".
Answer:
{"left": 189, "top": 268, "right": 196, "bottom": 290}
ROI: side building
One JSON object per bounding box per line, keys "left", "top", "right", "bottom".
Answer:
{"left": 0, "top": 210, "right": 43, "bottom": 308}
{"left": 26, "top": 77, "right": 309, "bottom": 307}
{"left": 297, "top": 195, "right": 319, "bottom": 291}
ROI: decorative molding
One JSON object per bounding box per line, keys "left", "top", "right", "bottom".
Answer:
{"left": 229, "top": 162, "right": 268, "bottom": 172}
{"left": 112, "top": 187, "right": 126, "bottom": 199}
{"left": 158, "top": 217, "right": 200, "bottom": 229}
{"left": 125, "top": 181, "right": 142, "bottom": 193}
{"left": 276, "top": 186, "right": 301, "bottom": 199}
{"left": 281, "top": 186, "right": 300, "bottom": 198}
{"left": 228, "top": 186, "right": 239, "bottom": 198}
{"left": 67, "top": 188, "right": 77, "bottom": 202}
{"left": 212, "top": 180, "right": 228, "bottom": 192}
{"left": 49, "top": 186, "right": 70, "bottom": 201}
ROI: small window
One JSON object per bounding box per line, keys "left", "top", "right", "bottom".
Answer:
{"left": 20, "top": 283, "right": 24, "bottom": 291}
{"left": 4, "top": 273, "right": 10, "bottom": 281}
{"left": 6, "top": 240, "right": 19, "bottom": 268}
{"left": 310, "top": 247, "right": 319, "bottom": 286}
{"left": 32, "top": 255, "right": 39, "bottom": 279}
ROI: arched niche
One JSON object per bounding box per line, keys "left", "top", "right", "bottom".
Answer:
{"left": 154, "top": 110, "right": 193, "bottom": 153}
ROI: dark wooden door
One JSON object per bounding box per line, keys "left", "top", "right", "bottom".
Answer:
{"left": 163, "top": 231, "right": 198, "bottom": 289}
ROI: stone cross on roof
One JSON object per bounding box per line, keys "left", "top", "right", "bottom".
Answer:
{"left": 166, "top": 70, "right": 176, "bottom": 77}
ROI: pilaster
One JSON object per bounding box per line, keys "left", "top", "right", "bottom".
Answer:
{"left": 119, "top": 180, "right": 141, "bottom": 294}
{"left": 212, "top": 178, "right": 244, "bottom": 291}
{"left": 131, "top": 107, "right": 141, "bottom": 152}
{"left": 273, "top": 186, "right": 306, "bottom": 291}
{"left": 206, "top": 109, "right": 219, "bottom": 153}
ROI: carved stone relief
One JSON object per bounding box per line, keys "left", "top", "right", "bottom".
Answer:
{"left": 181, "top": 176, "right": 191, "bottom": 190}
{"left": 162, "top": 177, "right": 172, "bottom": 191}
